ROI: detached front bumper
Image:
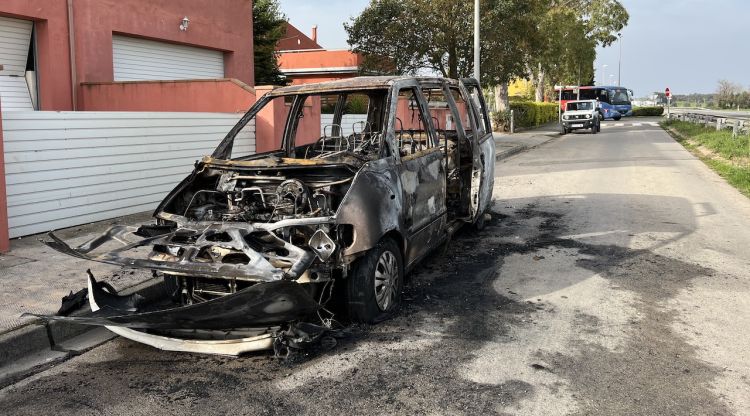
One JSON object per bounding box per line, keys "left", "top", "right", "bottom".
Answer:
{"left": 38, "top": 219, "right": 338, "bottom": 355}
{"left": 33, "top": 271, "right": 321, "bottom": 355}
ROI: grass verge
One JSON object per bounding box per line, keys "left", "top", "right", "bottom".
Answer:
{"left": 661, "top": 119, "right": 750, "bottom": 197}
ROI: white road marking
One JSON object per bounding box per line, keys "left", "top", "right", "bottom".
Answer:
{"left": 615, "top": 123, "right": 625, "bottom": 127}
{"left": 633, "top": 123, "right": 642, "bottom": 127}
{"left": 647, "top": 122, "right": 659, "bottom": 126}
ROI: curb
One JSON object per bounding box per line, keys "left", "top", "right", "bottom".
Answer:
{"left": 495, "top": 144, "right": 529, "bottom": 161}
{"left": 495, "top": 133, "right": 559, "bottom": 162}
{"left": 0, "top": 277, "right": 164, "bottom": 388}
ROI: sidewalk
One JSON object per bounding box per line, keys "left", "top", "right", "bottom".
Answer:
{"left": 0, "top": 211, "right": 159, "bottom": 386}
{"left": 493, "top": 122, "right": 560, "bottom": 160}
{"left": 0, "top": 124, "right": 559, "bottom": 383}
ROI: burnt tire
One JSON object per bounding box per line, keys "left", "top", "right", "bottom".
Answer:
{"left": 346, "top": 238, "right": 404, "bottom": 323}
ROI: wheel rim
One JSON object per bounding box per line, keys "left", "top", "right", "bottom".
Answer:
{"left": 374, "top": 250, "right": 399, "bottom": 311}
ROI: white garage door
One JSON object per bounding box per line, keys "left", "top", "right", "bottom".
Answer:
{"left": 0, "top": 16, "right": 33, "bottom": 111}
{"left": 113, "top": 35, "right": 225, "bottom": 81}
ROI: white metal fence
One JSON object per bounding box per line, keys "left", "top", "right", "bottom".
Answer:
{"left": 2, "top": 111, "right": 253, "bottom": 237}
{"left": 672, "top": 112, "right": 750, "bottom": 137}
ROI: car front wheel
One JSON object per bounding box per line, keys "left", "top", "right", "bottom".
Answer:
{"left": 346, "top": 238, "right": 404, "bottom": 323}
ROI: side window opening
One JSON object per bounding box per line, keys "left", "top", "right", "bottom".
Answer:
{"left": 394, "top": 88, "right": 433, "bottom": 157}
{"left": 464, "top": 86, "right": 489, "bottom": 136}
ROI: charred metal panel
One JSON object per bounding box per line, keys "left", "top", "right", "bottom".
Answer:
{"left": 398, "top": 148, "right": 447, "bottom": 265}
{"left": 336, "top": 157, "right": 403, "bottom": 257}
{"left": 477, "top": 135, "right": 496, "bottom": 215}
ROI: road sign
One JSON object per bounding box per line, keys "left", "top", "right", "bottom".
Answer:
{"left": 666, "top": 88, "right": 671, "bottom": 119}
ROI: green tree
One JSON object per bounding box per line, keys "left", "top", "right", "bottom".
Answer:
{"left": 253, "top": 0, "right": 287, "bottom": 85}
{"left": 716, "top": 80, "right": 743, "bottom": 109}
{"left": 528, "top": 0, "right": 629, "bottom": 102}
{"left": 346, "top": 0, "right": 534, "bottom": 80}
{"left": 344, "top": 0, "right": 423, "bottom": 75}
{"left": 346, "top": 0, "right": 535, "bottom": 110}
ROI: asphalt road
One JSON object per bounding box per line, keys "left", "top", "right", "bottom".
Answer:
{"left": 2, "top": 117, "right": 749, "bottom": 415}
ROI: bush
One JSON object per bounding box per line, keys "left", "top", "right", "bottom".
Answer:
{"left": 491, "top": 110, "right": 512, "bottom": 131}
{"left": 632, "top": 106, "right": 664, "bottom": 117}
{"left": 508, "top": 101, "right": 559, "bottom": 128}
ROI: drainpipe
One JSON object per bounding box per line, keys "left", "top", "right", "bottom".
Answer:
{"left": 0, "top": 98, "right": 10, "bottom": 252}
{"left": 67, "top": 0, "right": 77, "bottom": 110}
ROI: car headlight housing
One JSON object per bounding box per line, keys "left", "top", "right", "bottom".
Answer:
{"left": 563, "top": 115, "right": 569, "bottom": 120}
{"left": 586, "top": 114, "right": 592, "bottom": 119}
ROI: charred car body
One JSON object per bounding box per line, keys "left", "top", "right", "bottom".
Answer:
{"left": 42, "top": 76, "right": 495, "bottom": 355}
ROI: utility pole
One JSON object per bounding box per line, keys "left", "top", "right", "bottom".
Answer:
{"left": 617, "top": 33, "right": 622, "bottom": 86}
{"left": 473, "top": 0, "right": 480, "bottom": 82}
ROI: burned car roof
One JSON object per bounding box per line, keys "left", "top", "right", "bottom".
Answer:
{"left": 263, "top": 76, "right": 462, "bottom": 96}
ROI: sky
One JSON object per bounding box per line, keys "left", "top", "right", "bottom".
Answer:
{"left": 280, "top": 0, "right": 750, "bottom": 97}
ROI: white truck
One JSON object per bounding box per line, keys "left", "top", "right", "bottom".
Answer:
{"left": 561, "top": 100, "right": 601, "bottom": 134}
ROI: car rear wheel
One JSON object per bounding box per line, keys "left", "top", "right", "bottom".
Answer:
{"left": 346, "top": 238, "right": 403, "bottom": 323}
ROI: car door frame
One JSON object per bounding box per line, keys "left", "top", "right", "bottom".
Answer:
{"left": 460, "top": 78, "right": 495, "bottom": 222}
{"left": 386, "top": 79, "right": 447, "bottom": 268}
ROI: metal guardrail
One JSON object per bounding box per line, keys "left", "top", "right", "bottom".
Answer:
{"left": 670, "top": 112, "right": 750, "bottom": 137}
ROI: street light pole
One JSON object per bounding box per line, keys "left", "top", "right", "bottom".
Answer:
{"left": 473, "top": 0, "right": 480, "bottom": 82}
{"left": 617, "top": 33, "right": 622, "bottom": 86}
{"left": 601, "top": 64, "right": 608, "bottom": 86}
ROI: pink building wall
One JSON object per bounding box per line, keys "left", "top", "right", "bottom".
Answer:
{"left": 80, "top": 79, "right": 255, "bottom": 113}
{"left": 0, "top": 0, "right": 254, "bottom": 110}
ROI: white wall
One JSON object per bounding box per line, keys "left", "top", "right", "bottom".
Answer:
{"left": 321, "top": 114, "right": 369, "bottom": 136}
{"left": 2, "top": 111, "right": 253, "bottom": 237}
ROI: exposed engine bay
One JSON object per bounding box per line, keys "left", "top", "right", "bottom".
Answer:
{"left": 150, "top": 160, "right": 359, "bottom": 304}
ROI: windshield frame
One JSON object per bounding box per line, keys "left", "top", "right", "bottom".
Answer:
{"left": 609, "top": 88, "right": 631, "bottom": 105}
{"left": 212, "top": 88, "right": 391, "bottom": 161}
{"left": 566, "top": 101, "right": 594, "bottom": 111}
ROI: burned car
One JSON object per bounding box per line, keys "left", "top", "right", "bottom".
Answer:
{"left": 42, "top": 76, "right": 495, "bottom": 355}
